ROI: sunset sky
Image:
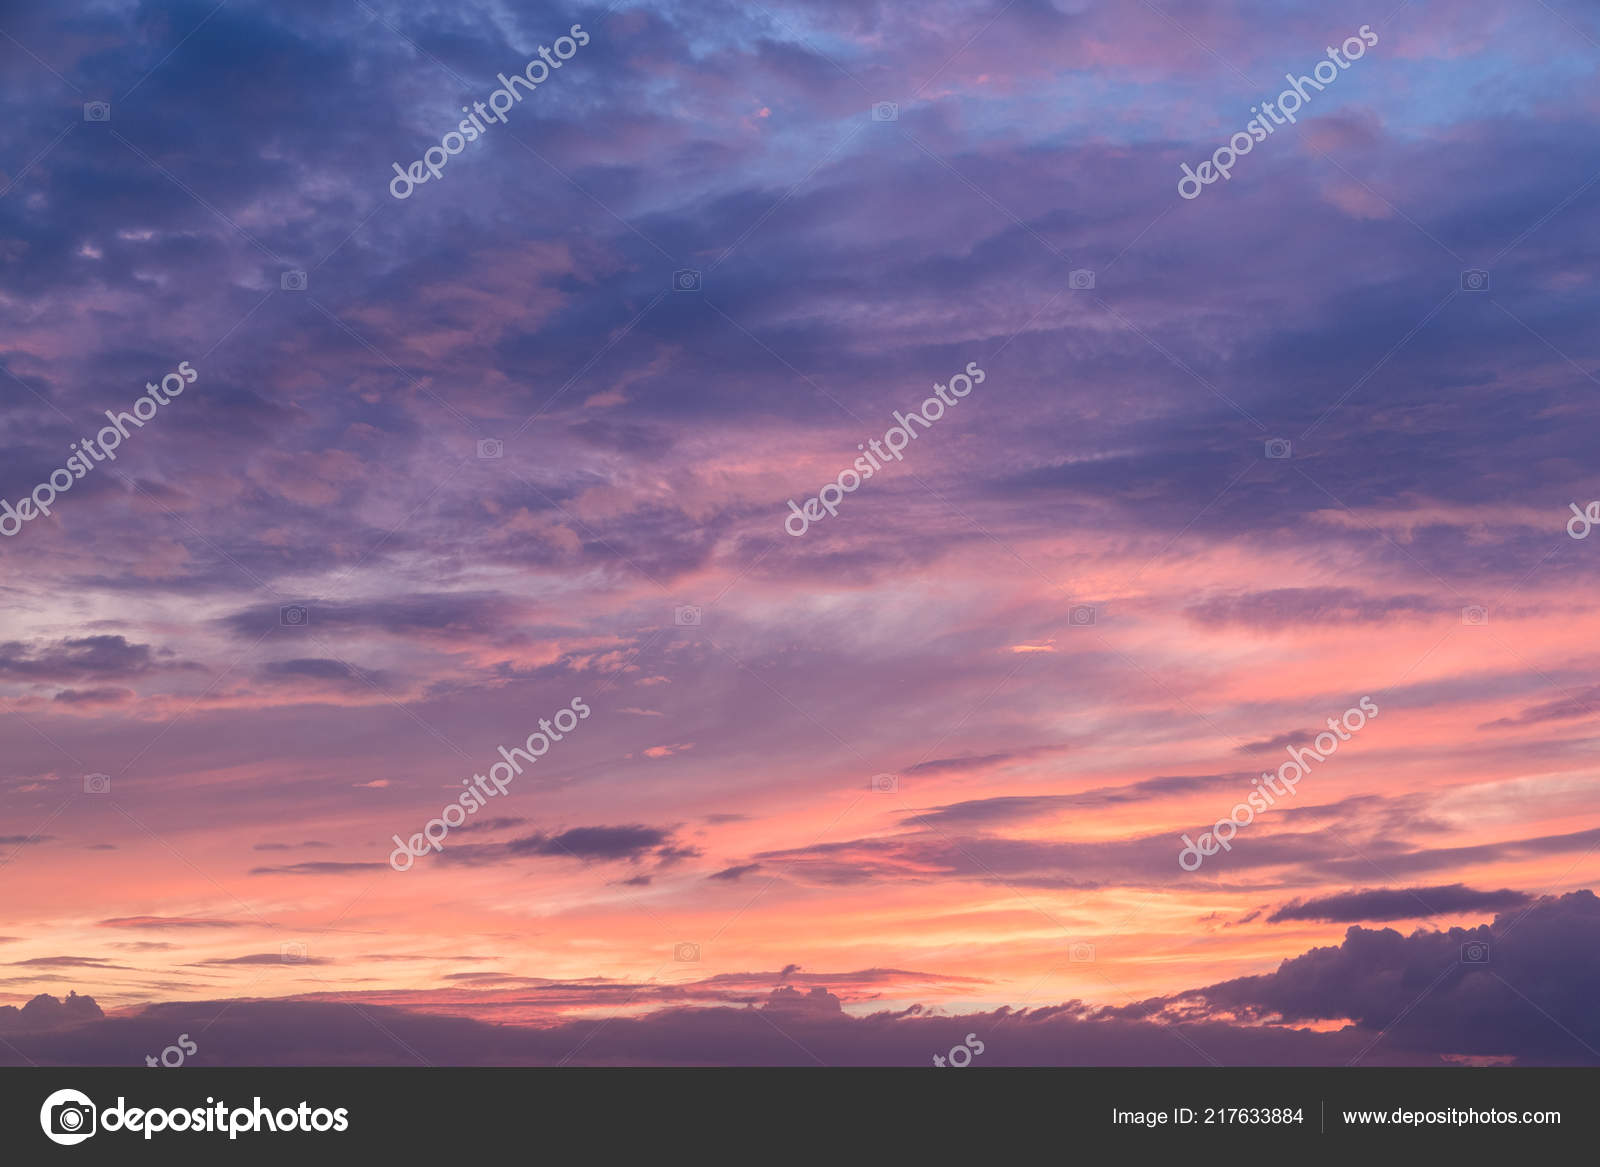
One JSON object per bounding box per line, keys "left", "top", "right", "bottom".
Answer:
{"left": 2, "top": 0, "right": 1600, "bottom": 1065}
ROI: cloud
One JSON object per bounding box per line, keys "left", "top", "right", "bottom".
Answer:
{"left": 8, "top": 895, "right": 1596, "bottom": 1063}
{"left": 1483, "top": 684, "right": 1600, "bottom": 729}
{"left": 0, "top": 635, "right": 156, "bottom": 679}
{"left": 1267, "top": 885, "right": 1533, "bottom": 923}
{"left": 1169, "top": 892, "right": 1600, "bottom": 1062}
{"left": 1184, "top": 588, "right": 1446, "bottom": 630}
{"left": 709, "top": 863, "right": 763, "bottom": 881}
{"left": 9, "top": 957, "right": 130, "bottom": 969}
{"left": 0, "top": 992, "right": 103, "bottom": 1033}
{"left": 98, "top": 917, "right": 246, "bottom": 929}
{"left": 444, "top": 825, "right": 698, "bottom": 869}
{"left": 258, "top": 658, "right": 389, "bottom": 689}
{"left": 248, "top": 861, "right": 383, "bottom": 876}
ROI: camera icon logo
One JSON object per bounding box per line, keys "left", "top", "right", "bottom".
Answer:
{"left": 1460, "top": 269, "right": 1490, "bottom": 292}
{"left": 1461, "top": 940, "right": 1489, "bottom": 964}
{"left": 83, "top": 101, "right": 110, "bottom": 122}
{"left": 1068, "top": 269, "right": 1096, "bottom": 291}
{"left": 674, "top": 605, "right": 702, "bottom": 627}
{"left": 1265, "top": 438, "right": 1292, "bottom": 459}
{"left": 280, "top": 604, "right": 308, "bottom": 627}
{"left": 1070, "top": 942, "right": 1096, "bottom": 962}
{"left": 280, "top": 941, "right": 308, "bottom": 964}
{"left": 674, "top": 942, "right": 701, "bottom": 962}
{"left": 83, "top": 773, "right": 111, "bottom": 794}
{"left": 281, "top": 270, "right": 308, "bottom": 292}
{"left": 672, "top": 269, "right": 702, "bottom": 292}
{"left": 41, "top": 1088, "right": 97, "bottom": 1145}
{"left": 1461, "top": 605, "right": 1488, "bottom": 626}
{"left": 871, "top": 101, "right": 899, "bottom": 121}
{"left": 477, "top": 438, "right": 504, "bottom": 460}
{"left": 869, "top": 773, "right": 898, "bottom": 793}
{"left": 1069, "top": 604, "right": 1096, "bottom": 626}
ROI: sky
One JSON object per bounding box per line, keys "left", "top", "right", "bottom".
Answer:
{"left": 2, "top": 0, "right": 1600, "bottom": 1066}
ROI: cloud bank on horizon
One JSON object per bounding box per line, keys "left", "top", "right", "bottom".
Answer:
{"left": 2, "top": 0, "right": 1600, "bottom": 1065}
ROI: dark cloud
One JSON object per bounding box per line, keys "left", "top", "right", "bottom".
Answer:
{"left": 1169, "top": 892, "right": 1600, "bottom": 1063}
{"left": 9, "top": 957, "right": 130, "bottom": 969}
{"left": 258, "top": 658, "right": 388, "bottom": 689}
{"left": 435, "top": 823, "right": 697, "bottom": 872}
{"left": 248, "top": 861, "right": 383, "bottom": 876}
{"left": 1185, "top": 588, "right": 1446, "bottom": 630}
{"left": 1267, "top": 885, "right": 1533, "bottom": 923}
{"left": 52, "top": 686, "right": 136, "bottom": 704}
{"left": 1483, "top": 684, "right": 1600, "bottom": 729}
{"left": 99, "top": 917, "right": 246, "bottom": 930}
{"left": 0, "top": 992, "right": 103, "bottom": 1033}
{"left": 0, "top": 635, "right": 187, "bottom": 681}
{"left": 448, "top": 817, "right": 528, "bottom": 835}
{"left": 902, "top": 775, "right": 1246, "bottom": 829}
{"left": 708, "top": 863, "right": 762, "bottom": 881}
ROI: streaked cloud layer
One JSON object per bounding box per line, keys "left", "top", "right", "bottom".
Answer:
{"left": 2, "top": 0, "right": 1599, "bottom": 1064}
